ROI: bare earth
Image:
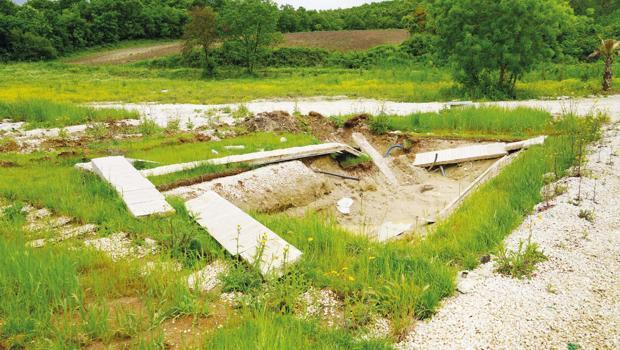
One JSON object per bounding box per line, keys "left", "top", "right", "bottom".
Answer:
{"left": 68, "top": 42, "right": 183, "bottom": 65}
{"left": 399, "top": 122, "right": 620, "bottom": 349}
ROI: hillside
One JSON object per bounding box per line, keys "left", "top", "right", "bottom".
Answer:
{"left": 67, "top": 29, "right": 410, "bottom": 65}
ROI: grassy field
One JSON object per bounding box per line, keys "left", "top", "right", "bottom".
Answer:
{"left": 0, "top": 99, "right": 138, "bottom": 129}
{"left": 0, "top": 104, "right": 604, "bottom": 347}
{"left": 0, "top": 61, "right": 614, "bottom": 105}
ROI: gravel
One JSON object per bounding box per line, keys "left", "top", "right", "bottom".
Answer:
{"left": 187, "top": 260, "right": 229, "bottom": 292}
{"left": 84, "top": 233, "right": 158, "bottom": 260}
{"left": 398, "top": 124, "right": 620, "bottom": 350}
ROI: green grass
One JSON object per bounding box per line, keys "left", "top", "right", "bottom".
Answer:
{"left": 0, "top": 61, "right": 614, "bottom": 105}
{"left": 379, "top": 106, "right": 553, "bottom": 138}
{"left": 0, "top": 99, "right": 138, "bottom": 129}
{"left": 0, "top": 108, "right": 604, "bottom": 347}
{"left": 204, "top": 313, "right": 392, "bottom": 349}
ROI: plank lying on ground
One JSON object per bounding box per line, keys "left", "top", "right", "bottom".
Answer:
{"left": 91, "top": 156, "right": 175, "bottom": 217}
{"left": 351, "top": 132, "right": 399, "bottom": 185}
{"left": 413, "top": 143, "right": 508, "bottom": 167}
{"left": 431, "top": 153, "right": 518, "bottom": 223}
{"left": 185, "top": 191, "right": 302, "bottom": 276}
{"left": 141, "top": 143, "right": 361, "bottom": 177}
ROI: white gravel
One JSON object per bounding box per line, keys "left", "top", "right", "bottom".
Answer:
{"left": 91, "top": 95, "right": 620, "bottom": 127}
{"left": 398, "top": 124, "right": 620, "bottom": 350}
{"left": 84, "top": 233, "right": 158, "bottom": 260}
{"left": 187, "top": 260, "right": 229, "bottom": 292}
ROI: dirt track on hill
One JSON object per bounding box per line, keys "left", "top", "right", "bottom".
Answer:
{"left": 69, "top": 42, "right": 183, "bottom": 65}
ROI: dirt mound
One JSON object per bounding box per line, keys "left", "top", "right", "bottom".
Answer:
{"left": 306, "top": 111, "right": 339, "bottom": 141}
{"left": 343, "top": 114, "right": 371, "bottom": 129}
{"left": 245, "top": 111, "right": 302, "bottom": 133}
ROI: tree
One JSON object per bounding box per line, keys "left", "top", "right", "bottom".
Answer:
{"left": 589, "top": 39, "right": 620, "bottom": 91}
{"left": 183, "top": 6, "right": 218, "bottom": 76}
{"left": 430, "top": 0, "right": 573, "bottom": 98}
{"left": 219, "top": 0, "right": 281, "bottom": 73}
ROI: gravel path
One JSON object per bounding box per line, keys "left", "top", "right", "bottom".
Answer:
{"left": 399, "top": 123, "right": 620, "bottom": 349}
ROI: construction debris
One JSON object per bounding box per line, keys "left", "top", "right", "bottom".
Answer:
{"left": 185, "top": 191, "right": 302, "bottom": 276}
{"left": 336, "top": 197, "right": 354, "bottom": 215}
{"left": 141, "top": 143, "right": 361, "bottom": 177}
{"left": 414, "top": 137, "right": 546, "bottom": 168}
{"left": 505, "top": 136, "right": 546, "bottom": 151}
{"left": 90, "top": 156, "right": 175, "bottom": 217}
{"left": 351, "top": 133, "right": 399, "bottom": 185}
{"left": 413, "top": 143, "right": 508, "bottom": 167}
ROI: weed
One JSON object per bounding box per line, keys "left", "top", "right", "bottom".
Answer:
{"left": 232, "top": 104, "right": 252, "bottom": 119}
{"left": 165, "top": 119, "right": 181, "bottom": 134}
{"left": 220, "top": 261, "right": 263, "bottom": 294}
{"left": 578, "top": 209, "right": 595, "bottom": 222}
{"left": 138, "top": 118, "right": 162, "bottom": 136}
{"left": 369, "top": 115, "right": 390, "bottom": 134}
{"left": 495, "top": 237, "right": 548, "bottom": 279}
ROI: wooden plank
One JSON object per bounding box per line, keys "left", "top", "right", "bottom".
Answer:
{"left": 432, "top": 153, "right": 518, "bottom": 222}
{"left": 351, "top": 133, "right": 399, "bottom": 185}
{"left": 413, "top": 143, "right": 508, "bottom": 167}
{"left": 141, "top": 143, "right": 361, "bottom": 178}
{"left": 185, "top": 191, "right": 302, "bottom": 277}
{"left": 91, "top": 156, "right": 175, "bottom": 218}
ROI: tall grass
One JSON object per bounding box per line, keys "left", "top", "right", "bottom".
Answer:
{"left": 0, "top": 99, "right": 138, "bottom": 129}
{"left": 380, "top": 106, "right": 552, "bottom": 137}
{"left": 205, "top": 313, "right": 392, "bottom": 349}
{"left": 0, "top": 236, "right": 82, "bottom": 347}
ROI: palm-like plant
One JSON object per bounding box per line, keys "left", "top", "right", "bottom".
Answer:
{"left": 589, "top": 39, "right": 620, "bottom": 92}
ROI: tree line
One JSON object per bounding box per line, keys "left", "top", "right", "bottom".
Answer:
{"left": 0, "top": 0, "right": 417, "bottom": 61}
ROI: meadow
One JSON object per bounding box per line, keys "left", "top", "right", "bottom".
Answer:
{"left": 0, "top": 60, "right": 616, "bottom": 106}
{"left": 0, "top": 103, "right": 604, "bottom": 348}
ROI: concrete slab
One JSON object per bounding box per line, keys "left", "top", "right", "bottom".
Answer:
{"left": 185, "top": 191, "right": 302, "bottom": 276}
{"left": 141, "top": 143, "right": 361, "bottom": 177}
{"left": 413, "top": 143, "right": 508, "bottom": 167}
{"left": 91, "top": 156, "right": 174, "bottom": 217}
{"left": 505, "top": 136, "right": 547, "bottom": 152}
{"left": 351, "top": 133, "right": 399, "bottom": 185}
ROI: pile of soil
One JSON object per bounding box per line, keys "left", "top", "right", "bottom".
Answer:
{"left": 244, "top": 111, "right": 302, "bottom": 133}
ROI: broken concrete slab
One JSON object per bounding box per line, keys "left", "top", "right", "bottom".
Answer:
{"left": 141, "top": 143, "right": 361, "bottom": 178}
{"left": 413, "top": 143, "right": 508, "bottom": 167}
{"left": 505, "top": 136, "right": 546, "bottom": 152}
{"left": 185, "top": 191, "right": 302, "bottom": 277}
{"left": 91, "top": 156, "right": 175, "bottom": 217}
{"left": 351, "top": 133, "right": 399, "bottom": 185}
